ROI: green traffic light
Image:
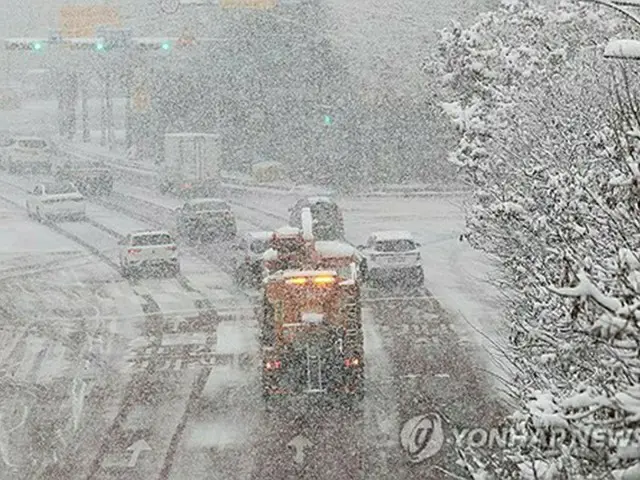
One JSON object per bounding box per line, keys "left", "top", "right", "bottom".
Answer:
{"left": 323, "top": 115, "right": 333, "bottom": 126}
{"left": 161, "top": 41, "right": 170, "bottom": 50}
{"left": 32, "top": 42, "right": 43, "bottom": 51}
{"left": 95, "top": 42, "right": 105, "bottom": 51}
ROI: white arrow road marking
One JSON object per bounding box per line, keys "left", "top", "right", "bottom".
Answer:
{"left": 287, "top": 435, "right": 312, "bottom": 465}
{"left": 127, "top": 439, "right": 151, "bottom": 467}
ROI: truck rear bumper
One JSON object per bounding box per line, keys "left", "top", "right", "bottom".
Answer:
{"left": 262, "top": 363, "right": 363, "bottom": 397}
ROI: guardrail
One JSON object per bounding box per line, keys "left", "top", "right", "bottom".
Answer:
{"left": 55, "top": 140, "right": 471, "bottom": 198}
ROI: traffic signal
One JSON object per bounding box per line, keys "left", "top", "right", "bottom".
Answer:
{"left": 4, "top": 39, "right": 48, "bottom": 52}
{"left": 94, "top": 41, "right": 106, "bottom": 51}
{"left": 135, "top": 39, "right": 174, "bottom": 51}
{"left": 323, "top": 114, "right": 333, "bottom": 126}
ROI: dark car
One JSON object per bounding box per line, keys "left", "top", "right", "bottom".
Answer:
{"left": 233, "top": 231, "right": 274, "bottom": 287}
{"left": 55, "top": 160, "right": 114, "bottom": 196}
{"left": 289, "top": 196, "right": 345, "bottom": 241}
{"left": 175, "top": 198, "right": 237, "bottom": 242}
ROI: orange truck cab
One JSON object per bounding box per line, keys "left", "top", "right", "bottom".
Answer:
{"left": 260, "top": 267, "right": 364, "bottom": 401}
{"left": 263, "top": 226, "right": 362, "bottom": 277}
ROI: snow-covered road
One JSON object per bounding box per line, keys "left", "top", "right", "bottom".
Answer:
{"left": 202, "top": 186, "right": 510, "bottom": 387}
{"left": 91, "top": 180, "right": 508, "bottom": 479}
{"left": 0, "top": 174, "right": 262, "bottom": 479}
{"left": 0, "top": 163, "right": 510, "bottom": 479}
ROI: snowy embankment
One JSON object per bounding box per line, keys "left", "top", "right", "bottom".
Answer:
{"left": 429, "top": 0, "right": 640, "bottom": 477}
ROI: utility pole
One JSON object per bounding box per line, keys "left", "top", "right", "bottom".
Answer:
{"left": 125, "top": 67, "right": 132, "bottom": 152}
{"left": 100, "top": 72, "right": 107, "bottom": 147}
{"left": 106, "top": 72, "right": 114, "bottom": 150}
{"left": 66, "top": 72, "right": 78, "bottom": 140}
{"left": 81, "top": 73, "right": 89, "bottom": 142}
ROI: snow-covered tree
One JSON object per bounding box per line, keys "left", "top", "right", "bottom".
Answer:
{"left": 428, "top": 0, "right": 640, "bottom": 478}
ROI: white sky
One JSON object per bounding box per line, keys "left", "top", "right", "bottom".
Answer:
{"left": 0, "top": 0, "right": 498, "bottom": 88}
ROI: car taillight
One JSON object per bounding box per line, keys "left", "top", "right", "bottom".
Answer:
{"left": 265, "top": 360, "right": 281, "bottom": 370}
{"left": 167, "top": 245, "right": 177, "bottom": 251}
{"left": 128, "top": 248, "right": 141, "bottom": 254}
{"left": 344, "top": 358, "right": 360, "bottom": 367}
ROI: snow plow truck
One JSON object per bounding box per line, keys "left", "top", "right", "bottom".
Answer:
{"left": 259, "top": 209, "right": 364, "bottom": 403}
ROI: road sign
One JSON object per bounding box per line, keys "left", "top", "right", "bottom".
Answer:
{"left": 220, "top": 0, "right": 277, "bottom": 8}
{"left": 58, "top": 5, "right": 120, "bottom": 38}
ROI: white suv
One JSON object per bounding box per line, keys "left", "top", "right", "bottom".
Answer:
{"left": 118, "top": 231, "right": 180, "bottom": 277}
{"left": 26, "top": 181, "right": 86, "bottom": 222}
{"left": 359, "top": 231, "right": 424, "bottom": 286}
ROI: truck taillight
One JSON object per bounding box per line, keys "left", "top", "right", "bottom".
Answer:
{"left": 344, "top": 358, "right": 360, "bottom": 367}
{"left": 285, "top": 276, "right": 336, "bottom": 285}
{"left": 265, "top": 360, "right": 281, "bottom": 370}
{"left": 128, "top": 248, "right": 141, "bottom": 254}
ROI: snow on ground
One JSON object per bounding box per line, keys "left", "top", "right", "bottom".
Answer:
{"left": 0, "top": 203, "right": 83, "bottom": 272}
{"left": 215, "top": 319, "right": 258, "bottom": 355}
{"left": 87, "top": 203, "right": 151, "bottom": 235}
{"left": 341, "top": 195, "right": 511, "bottom": 393}
{"left": 362, "top": 309, "right": 402, "bottom": 451}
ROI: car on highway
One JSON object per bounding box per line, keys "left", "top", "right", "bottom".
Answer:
{"left": 118, "top": 230, "right": 180, "bottom": 277}
{"left": 289, "top": 196, "right": 344, "bottom": 241}
{"left": 175, "top": 198, "right": 237, "bottom": 242}
{"left": 26, "top": 181, "right": 86, "bottom": 222}
{"left": 2, "top": 135, "right": 52, "bottom": 173}
{"left": 358, "top": 230, "right": 424, "bottom": 286}
{"left": 233, "top": 231, "right": 274, "bottom": 287}
{"left": 54, "top": 159, "right": 114, "bottom": 196}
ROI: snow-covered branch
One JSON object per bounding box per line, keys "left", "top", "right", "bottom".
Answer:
{"left": 429, "top": 0, "right": 640, "bottom": 478}
{"left": 549, "top": 269, "right": 623, "bottom": 312}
